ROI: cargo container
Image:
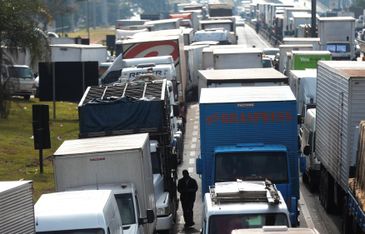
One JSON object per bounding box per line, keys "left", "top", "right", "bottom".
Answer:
{"left": 278, "top": 44, "right": 313, "bottom": 73}
{"left": 212, "top": 48, "right": 263, "bottom": 69}
{"left": 50, "top": 44, "right": 108, "bottom": 64}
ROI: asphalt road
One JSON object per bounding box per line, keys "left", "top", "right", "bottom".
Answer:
{"left": 172, "top": 25, "right": 343, "bottom": 234}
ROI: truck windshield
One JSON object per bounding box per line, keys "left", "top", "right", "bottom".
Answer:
{"left": 208, "top": 213, "right": 289, "bottom": 234}
{"left": 151, "top": 151, "right": 161, "bottom": 174}
{"left": 8, "top": 67, "right": 33, "bottom": 79}
{"left": 37, "top": 229, "right": 104, "bottom": 234}
{"left": 215, "top": 152, "right": 288, "bottom": 183}
{"left": 115, "top": 193, "right": 136, "bottom": 225}
{"left": 326, "top": 43, "right": 350, "bottom": 53}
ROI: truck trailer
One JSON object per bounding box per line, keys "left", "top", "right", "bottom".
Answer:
{"left": 317, "top": 17, "right": 355, "bottom": 60}
{"left": 212, "top": 48, "right": 263, "bottom": 69}
{"left": 196, "top": 86, "right": 299, "bottom": 226}
{"left": 0, "top": 180, "right": 35, "bottom": 233}
{"left": 198, "top": 68, "right": 288, "bottom": 97}
{"left": 314, "top": 61, "right": 365, "bottom": 218}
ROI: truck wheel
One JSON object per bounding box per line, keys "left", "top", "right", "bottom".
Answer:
{"left": 302, "top": 171, "right": 309, "bottom": 185}
{"left": 319, "top": 167, "right": 335, "bottom": 213}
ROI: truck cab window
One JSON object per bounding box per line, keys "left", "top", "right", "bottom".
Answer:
{"left": 115, "top": 193, "right": 136, "bottom": 225}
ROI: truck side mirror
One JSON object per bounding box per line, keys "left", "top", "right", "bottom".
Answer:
{"left": 303, "top": 145, "right": 311, "bottom": 156}
{"left": 146, "top": 209, "right": 155, "bottom": 223}
{"left": 173, "top": 104, "right": 180, "bottom": 117}
{"left": 297, "top": 114, "right": 303, "bottom": 124}
{"left": 196, "top": 158, "right": 202, "bottom": 174}
{"left": 138, "top": 209, "right": 155, "bottom": 225}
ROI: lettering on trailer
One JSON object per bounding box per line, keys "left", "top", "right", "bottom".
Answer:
{"left": 89, "top": 157, "right": 106, "bottom": 161}
{"left": 128, "top": 70, "right": 164, "bottom": 79}
{"left": 123, "top": 41, "right": 179, "bottom": 64}
{"left": 206, "top": 112, "right": 293, "bottom": 126}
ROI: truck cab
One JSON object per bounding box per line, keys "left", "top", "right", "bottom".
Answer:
{"left": 34, "top": 190, "right": 124, "bottom": 234}
{"left": 202, "top": 180, "right": 290, "bottom": 234}
{"left": 300, "top": 108, "right": 319, "bottom": 191}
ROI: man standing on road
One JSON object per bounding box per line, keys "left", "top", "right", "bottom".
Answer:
{"left": 178, "top": 169, "right": 198, "bottom": 228}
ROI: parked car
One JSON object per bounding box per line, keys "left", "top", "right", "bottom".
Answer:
{"left": 1, "top": 64, "right": 36, "bottom": 100}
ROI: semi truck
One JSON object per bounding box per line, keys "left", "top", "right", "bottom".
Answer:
{"left": 198, "top": 68, "right": 288, "bottom": 98}
{"left": 286, "top": 51, "right": 331, "bottom": 72}
{"left": 211, "top": 48, "right": 263, "bottom": 69}
{"left": 115, "top": 35, "right": 187, "bottom": 103}
{"left": 35, "top": 190, "right": 124, "bottom": 233}
{"left": 196, "top": 86, "right": 299, "bottom": 226}
{"left": 0, "top": 180, "right": 35, "bottom": 233}
{"left": 317, "top": 17, "right": 355, "bottom": 60}
{"left": 314, "top": 61, "right": 365, "bottom": 220}
{"left": 53, "top": 133, "right": 156, "bottom": 234}
{"left": 78, "top": 80, "right": 181, "bottom": 233}
{"left": 201, "top": 180, "right": 291, "bottom": 234}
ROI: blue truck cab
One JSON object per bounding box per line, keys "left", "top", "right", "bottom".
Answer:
{"left": 196, "top": 86, "right": 299, "bottom": 226}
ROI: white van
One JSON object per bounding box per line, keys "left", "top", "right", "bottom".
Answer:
{"left": 34, "top": 190, "right": 123, "bottom": 234}
{"left": 1, "top": 65, "right": 36, "bottom": 100}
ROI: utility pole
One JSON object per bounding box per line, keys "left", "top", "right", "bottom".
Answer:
{"left": 311, "top": 0, "right": 317, "bottom": 37}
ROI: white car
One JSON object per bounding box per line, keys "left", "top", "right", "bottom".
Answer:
{"left": 1, "top": 65, "right": 36, "bottom": 100}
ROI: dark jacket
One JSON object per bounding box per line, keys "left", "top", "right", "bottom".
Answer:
{"left": 178, "top": 176, "right": 198, "bottom": 202}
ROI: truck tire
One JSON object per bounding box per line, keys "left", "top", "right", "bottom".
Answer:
{"left": 319, "top": 166, "right": 335, "bottom": 213}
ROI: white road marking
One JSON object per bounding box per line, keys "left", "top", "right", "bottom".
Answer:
{"left": 191, "top": 143, "right": 196, "bottom": 149}
{"left": 189, "top": 159, "right": 195, "bottom": 164}
{"left": 188, "top": 167, "right": 194, "bottom": 173}
{"left": 300, "top": 191, "right": 315, "bottom": 229}
{"left": 190, "top": 151, "right": 196, "bottom": 157}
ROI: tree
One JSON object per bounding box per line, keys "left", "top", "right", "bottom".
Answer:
{"left": 0, "top": 0, "right": 50, "bottom": 118}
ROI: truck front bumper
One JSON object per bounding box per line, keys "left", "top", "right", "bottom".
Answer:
{"left": 156, "top": 213, "right": 173, "bottom": 231}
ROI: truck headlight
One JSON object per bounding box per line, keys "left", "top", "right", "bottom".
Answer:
{"left": 157, "top": 205, "right": 171, "bottom": 216}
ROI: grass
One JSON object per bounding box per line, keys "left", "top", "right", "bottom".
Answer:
{"left": 65, "top": 27, "right": 115, "bottom": 44}
{"left": 0, "top": 98, "right": 79, "bottom": 200}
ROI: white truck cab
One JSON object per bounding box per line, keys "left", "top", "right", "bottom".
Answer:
{"left": 34, "top": 190, "right": 123, "bottom": 234}
{"left": 231, "top": 226, "right": 320, "bottom": 234}
{"left": 202, "top": 180, "right": 290, "bottom": 234}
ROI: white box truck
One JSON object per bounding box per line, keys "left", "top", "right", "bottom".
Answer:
{"left": 0, "top": 181, "right": 35, "bottom": 233}
{"left": 278, "top": 44, "right": 313, "bottom": 73}
{"left": 212, "top": 48, "right": 263, "bottom": 69}
{"left": 35, "top": 190, "right": 124, "bottom": 233}
{"left": 288, "top": 69, "right": 317, "bottom": 117}
{"left": 317, "top": 17, "right": 355, "bottom": 60}
{"left": 53, "top": 133, "right": 156, "bottom": 234}
{"left": 50, "top": 44, "right": 108, "bottom": 64}
{"left": 282, "top": 37, "right": 320, "bottom": 50}
{"left": 198, "top": 68, "right": 288, "bottom": 97}
{"left": 315, "top": 61, "right": 365, "bottom": 212}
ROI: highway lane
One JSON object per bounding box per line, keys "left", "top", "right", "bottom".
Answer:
{"left": 172, "top": 24, "right": 342, "bottom": 234}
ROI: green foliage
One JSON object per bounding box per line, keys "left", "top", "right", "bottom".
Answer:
{"left": 0, "top": 99, "right": 79, "bottom": 200}
{"left": 0, "top": 0, "right": 50, "bottom": 118}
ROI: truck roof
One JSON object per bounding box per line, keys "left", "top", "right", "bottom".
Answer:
{"left": 318, "top": 16, "right": 355, "bottom": 21}
{"left": 200, "top": 86, "right": 295, "bottom": 104}
{"left": 54, "top": 133, "right": 148, "bottom": 156}
{"left": 117, "top": 35, "right": 179, "bottom": 44}
{"left": 232, "top": 227, "right": 319, "bottom": 234}
{"left": 205, "top": 181, "right": 288, "bottom": 215}
{"left": 283, "top": 37, "right": 320, "bottom": 42}
{"left": 279, "top": 44, "right": 313, "bottom": 49}
{"left": 35, "top": 190, "right": 112, "bottom": 231}
{"left": 199, "top": 68, "right": 287, "bottom": 81}
{"left": 213, "top": 48, "right": 263, "bottom": 54}
{"left": 291, "top": 12, "right": 311, "bottom": 18}
{"left": 200, "top": 19, "right": 233, "bottom": 24}
{"left": 0, "top": 180, "right": 32, "bottom": 193}
{"left": 50, "top": 44, "right": 106, "bottom": 49}
{"left": 318, "top": 61, "right": 365, "bottom": 79}
{"left": 291, "top": 50, "right": 331, "bottom": 55}
{"left": 289, "top": 69, "right": 317, "bottom": 78}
